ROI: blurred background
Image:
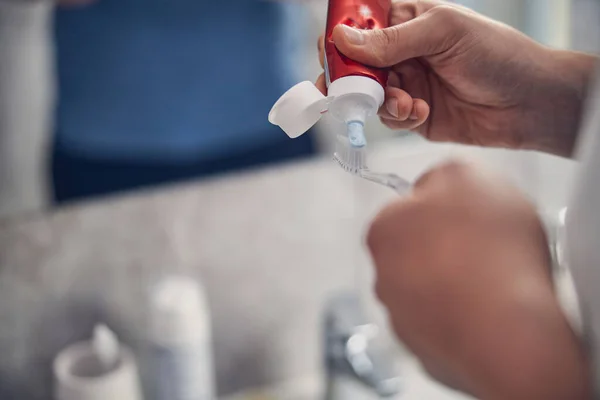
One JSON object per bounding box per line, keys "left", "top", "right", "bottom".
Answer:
{"left": 0, "top": 1, "right": 596, "bottom": 400}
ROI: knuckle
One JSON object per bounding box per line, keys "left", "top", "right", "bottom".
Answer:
{"left": 370, "top": 28, "right": 399, "bottom": 66}
{"left": 428, "top": 4, "right": 459, "bottom": 24}
{"left": 426, "top": 4, "right": 470, "bottom": 47}
{"left": 390, "top": 2, "right": 418, "bottom": 25}
{"left": 378, "top": 27, "right": 396, "bottom": 47}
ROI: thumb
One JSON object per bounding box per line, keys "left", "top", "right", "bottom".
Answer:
{"left": 332, "top": 6, "right": 470, "bottom": 68}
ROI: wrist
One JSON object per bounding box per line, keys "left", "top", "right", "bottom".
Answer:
{"left": 524, "top": 49, "right": 597, "bottom": 157}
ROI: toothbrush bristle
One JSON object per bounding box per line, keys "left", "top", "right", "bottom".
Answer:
{"left": 333, "top": 134, "right": 367, "bottom": 175}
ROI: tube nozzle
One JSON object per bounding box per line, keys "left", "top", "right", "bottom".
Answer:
{"left": 347, "top": 121, "right": 366, "bottom": 148}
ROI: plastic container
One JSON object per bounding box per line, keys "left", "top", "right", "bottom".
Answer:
{"left": 53, "top": 325, "right": 143, "bottom": 400}
{"left": 149, "top": 275, "right": 215, "bottom": 400}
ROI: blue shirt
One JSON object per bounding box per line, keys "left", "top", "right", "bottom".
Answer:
{"left": 54, "top": 0, "right": 305, "bottom": 162}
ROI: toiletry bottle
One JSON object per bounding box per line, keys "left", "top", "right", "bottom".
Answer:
{"left": 149, "top": 275, "right": 215, "bottom": 400}
{"left": 269, "top": 0, "right": 391, "bottom": 139}
{"left": 53, "top": 324, "right": 143, "bottom": 400}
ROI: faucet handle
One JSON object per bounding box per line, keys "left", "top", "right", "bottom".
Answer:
{"left": 324, "top": 292, "right": 402, "bottom": 397}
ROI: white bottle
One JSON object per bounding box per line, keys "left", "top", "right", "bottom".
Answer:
{"left": 149, "top": 275, "right": 215, "bottom": 400}
{"left": 53, "top": 324, "right": 143, "bottom": 400}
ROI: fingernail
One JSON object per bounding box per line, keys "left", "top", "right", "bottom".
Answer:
{"left": 340, "top": 25, "right": 365, "bottom": 45}
{"left": 386, "top": 99, "right": 399, "bottom": 118}
{"left": 409, "top": 108, "right": 418, "bottom": 120}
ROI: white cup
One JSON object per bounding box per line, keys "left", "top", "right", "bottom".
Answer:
{"left": 53, "top": 342, "right": 143, "bottom": 400}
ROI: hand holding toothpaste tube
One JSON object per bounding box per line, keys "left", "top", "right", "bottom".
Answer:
{"left": 317, "top": 0, "right": 595, "bottom": 157}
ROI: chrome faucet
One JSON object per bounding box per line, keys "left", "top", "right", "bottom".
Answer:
{"left": 323, "top": 292, "right": 402, "bottom": 400}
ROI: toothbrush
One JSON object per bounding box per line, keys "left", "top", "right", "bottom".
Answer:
{"left": 333, "top": 121, "right": 411, "bottom": 195}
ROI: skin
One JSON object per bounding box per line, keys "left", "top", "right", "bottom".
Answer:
{"left": 367, "top": 162, "right": 592, "bottom": 399}
{"left": 316, "top": 0, "right": 598, "bottom": 398}
{"left": 318, "top": 0, "right": 597, "bottom": 157}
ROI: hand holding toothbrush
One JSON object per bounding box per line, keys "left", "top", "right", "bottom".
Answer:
{"left": 317, "top": 0, "right": 596, "bottom": 158}
{"left": 367, "top": 160, "right": 592, "bottom": 400}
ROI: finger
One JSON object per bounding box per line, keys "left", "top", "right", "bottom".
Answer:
{"left": 393, "top": 59, "right": 430, "bottom": 103}
{"left": 318, "top": 35, "right": 325, "bottom": 69}
{"left": 390, "top": 0, "right": 439, "bottom": 25}
{"left": 380, "top": 98, "right": 429, "bottom": 123}
{"left": 412, "top": 99, "right": 430, "bottom": 123}
{"left": 390, "top": 0, "right": 475, "bottom": 25}
{"left": 387, "top": 70, "right": 401, "bottom": 89}
{"left": 390, "top": 3, "right": 417, "bottom": 26}
{"left": 380, "top": 99, "right": 430, "bottom": 130}
{"left": 332, "top": 5, "right": 472, "bottom": 68}
{"left": 315, "top": 73, "right": 327, "bottom": 95}
{"left": 378, "top": 87, "right": 414, "bottom": 121}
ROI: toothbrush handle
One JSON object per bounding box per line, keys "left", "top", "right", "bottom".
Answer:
{"left": 359, "top": 171, "right": 411, "bottom": 195}
{"left": 387, "top": 174, "right": 412, "bottom": 195}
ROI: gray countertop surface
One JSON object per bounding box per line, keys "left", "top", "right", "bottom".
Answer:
{"left": 0, "top": 137, "right": 575, "bottom": 400}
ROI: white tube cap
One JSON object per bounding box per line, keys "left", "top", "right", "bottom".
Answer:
{"left": 268, "top": 81, "right": 329, "bottom": 139}
{"left": 269, "top": 76, "right": 385, "bottom": 139}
